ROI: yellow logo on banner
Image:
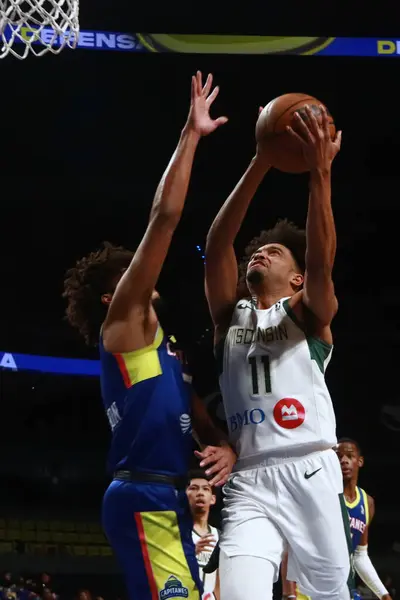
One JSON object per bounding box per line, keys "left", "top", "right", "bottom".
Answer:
{"left": 136, "top": 35, "right": 336, "bottom": 55}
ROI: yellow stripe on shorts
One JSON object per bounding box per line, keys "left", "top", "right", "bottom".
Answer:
{"left": 139, "top": 510, "right": 200, "bottom": 599}
{"left": 296, "top": 585, "right": 312, "bottom": 600}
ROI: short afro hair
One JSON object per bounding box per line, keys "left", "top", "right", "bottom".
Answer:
{"left": 237, "top": 219, "right": 306, "bottom": 297}
{"left": 337, "top": 438, "right": 363, "bottom": 456}
{"left": 63, "top": 242, "right": 134, "bottom": 347}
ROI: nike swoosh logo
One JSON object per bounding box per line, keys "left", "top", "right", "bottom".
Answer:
{"left": 304, "top": 467, "right": 322, "bottom": 479}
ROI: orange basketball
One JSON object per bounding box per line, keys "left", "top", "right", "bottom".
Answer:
{"left": 255, "top": 93, "right": 336, "bottom": 174}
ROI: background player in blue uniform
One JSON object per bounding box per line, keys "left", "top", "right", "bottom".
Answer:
{"left": 336, "top": 438, "right": 391, "bottom": 600}
{"left": 63, "top": 72, "right": 235, "bottom": 600}
{"left": 281, "top": 438, "right": 391, "bottom": 600}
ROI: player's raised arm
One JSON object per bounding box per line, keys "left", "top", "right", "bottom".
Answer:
{"left": 205, "top": 109, "right": 271, "bottom": 341}
{"left": 103, "top": 72, "right": 227, "bottom": 350}
{"left": 286, "top": 105, "right": 342, "bottom": 327}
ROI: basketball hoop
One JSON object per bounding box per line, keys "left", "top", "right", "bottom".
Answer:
{"left": 0, "top": 0, "right": 79, "bottom": 59}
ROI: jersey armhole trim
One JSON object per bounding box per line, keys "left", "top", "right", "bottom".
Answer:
{"left": 114, "top": 325, "right": 163, "bottom": 360}
{"left": 114, "top": 326, "right": 164, "bottom": 388}
{"left": 282, "top": 298, "right": 332, "bottom": 375}
{"left": 360, "top": 488, "right": 370, "bottom": 524}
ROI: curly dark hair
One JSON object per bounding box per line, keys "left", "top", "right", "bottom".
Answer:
{"left": 237, "top": 218, "right": 306, "bottom": 297}
{"left": 63, "top": 242, "right": 134, "bottom": 347}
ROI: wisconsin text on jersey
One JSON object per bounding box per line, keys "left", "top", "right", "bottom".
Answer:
{"left": 233, "top": 324, "right": 288, "bottom": 344}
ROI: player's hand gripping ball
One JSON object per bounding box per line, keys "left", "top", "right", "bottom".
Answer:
{"left": 256, "top": 93, "right": 336, "bottom": 173}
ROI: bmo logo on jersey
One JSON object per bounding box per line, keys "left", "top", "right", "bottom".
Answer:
{"left": 273, "top": 398, "right": 305, "bottom": 429}
{"left": 228, "top": 408, "right": 265, "bottom": 432}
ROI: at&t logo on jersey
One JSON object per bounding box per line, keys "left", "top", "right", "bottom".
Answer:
{"left": 159, "top": 575, "right": 188, "bottom": 599}
{"left": 179, "top": 413, "right": 192, "bottom": 434}
{"left": 273, "top": 398, "right": 305, "bottom": 429}
{"left": 106, "top": 401, "right": 122, "bottom": 431}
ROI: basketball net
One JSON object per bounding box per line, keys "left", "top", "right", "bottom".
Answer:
{"left": 0, "top": 0, "right": 79, "bottom": 59}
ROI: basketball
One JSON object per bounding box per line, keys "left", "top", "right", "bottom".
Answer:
{"left": 255, "top": 93, "right": 336, "bottom": 174}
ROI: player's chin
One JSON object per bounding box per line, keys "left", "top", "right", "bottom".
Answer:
{"left": 246, "top": 266, "right": 266, "bottom": 285}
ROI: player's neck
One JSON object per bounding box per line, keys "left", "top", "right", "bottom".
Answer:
{"left": 193, "top": 512, "right": 210, "bottom": 534}
{"left": 343, "top": 480, "right": 358, "bottom": 502}
{"left": 252, "top": 288, "right": 293, "bottom": 309}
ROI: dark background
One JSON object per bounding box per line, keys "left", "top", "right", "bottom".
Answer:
{"left": 1, "top": 8, "right": 400, "bottom": 568}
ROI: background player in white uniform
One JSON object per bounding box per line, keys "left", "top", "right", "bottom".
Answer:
{"left": 187, "top": 470, "right": 220, "bottom": 600}
{"left": 199, "top": 104, "right": 349, "bottom": 600}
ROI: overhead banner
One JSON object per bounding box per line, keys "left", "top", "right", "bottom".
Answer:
{"left": 136, "top": 35, "right": 400, "bottom": 57}
{"left": 3, "top": 28, "right": 400, "bottom": 56}
{"left": 0, "top": 350, "right": 99, "bottom": 376}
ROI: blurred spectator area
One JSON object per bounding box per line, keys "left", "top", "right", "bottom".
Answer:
{"left": 0, "top": 518, "right": 112, "bottom": 558}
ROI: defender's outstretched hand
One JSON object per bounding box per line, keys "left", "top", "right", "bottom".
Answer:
{"left": 186, "top": 71, "right": 228, "bottom": 137}
{"left": 195, "top": 444, "right": 237, "bottom": 487}
{"left": 286, "top": 104, "right": 342, "bottom": 172}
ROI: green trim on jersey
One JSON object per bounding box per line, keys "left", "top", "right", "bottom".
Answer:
{"left": 282, "top": 298, "right": 332, "bottom": 374}
{"left": 339, "top": 492, "right": 356, "bottom": 593}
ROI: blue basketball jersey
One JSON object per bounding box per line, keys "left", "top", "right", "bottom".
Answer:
{"left": 345, "top": 486, "right": 369, "bottom": 551}
{"left": 99, "top": 326, "right": 193, "bottom": 477}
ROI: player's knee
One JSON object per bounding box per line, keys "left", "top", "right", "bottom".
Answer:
{"left": 219, "top": 550, "right": 275, "bottom": 600}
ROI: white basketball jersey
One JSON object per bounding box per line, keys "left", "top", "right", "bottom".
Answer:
{"left": 218, "top": 297, "right": 337, "bottom": 464}
{"left": 192, "top": 525, "right": 219, "bottom": 596}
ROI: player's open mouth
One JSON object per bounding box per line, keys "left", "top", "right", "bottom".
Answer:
{"left": 250, "top": 259, "right": 268, "bottom": 268}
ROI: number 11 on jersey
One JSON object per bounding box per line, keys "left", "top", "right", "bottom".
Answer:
{"left": 249, "top": 355, "right": 271, "bottom": 395}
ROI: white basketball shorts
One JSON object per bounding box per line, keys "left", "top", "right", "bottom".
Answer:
{"left": 220, "top": 449, "right": 351, "bottom": 600}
